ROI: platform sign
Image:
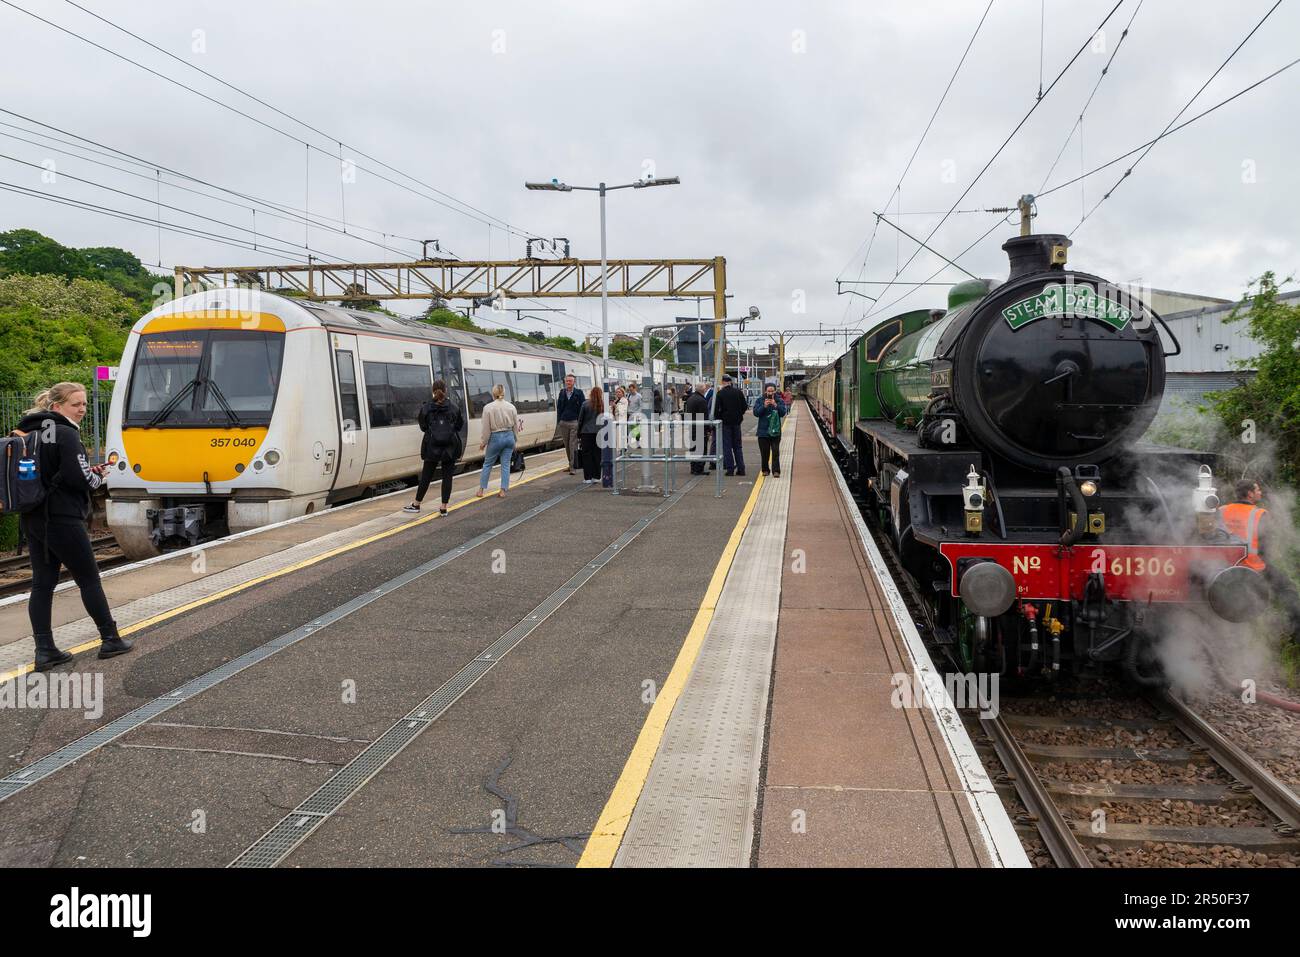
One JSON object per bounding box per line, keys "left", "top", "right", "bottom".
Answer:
{"left": 96, "top": 366, "right": 119, "bottom": 381}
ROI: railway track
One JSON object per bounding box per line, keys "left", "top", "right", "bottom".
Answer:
{"left": 0, "top": 535, "right": 129, "bottom": 599}
{"left": 808, "top": 399, "right": 1300, "bottom": 869}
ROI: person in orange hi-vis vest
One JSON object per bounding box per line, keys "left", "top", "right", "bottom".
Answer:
{"left": 1221, "top": 479, "right": 1300, "bottom": 644}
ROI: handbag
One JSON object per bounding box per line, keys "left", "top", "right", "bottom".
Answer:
{"left": 510, "top": 449, "right": 526, "bottom": 473}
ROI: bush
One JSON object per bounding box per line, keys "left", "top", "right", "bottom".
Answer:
{"left": 0, "top": 513, "right": 18, "bottom": 552}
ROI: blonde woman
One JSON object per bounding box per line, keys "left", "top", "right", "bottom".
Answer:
{"left": 15, "top": 383, "right": 132, "bottom": 670}
{"left": 476, "top": 382, "right": 519, "bottom": 497}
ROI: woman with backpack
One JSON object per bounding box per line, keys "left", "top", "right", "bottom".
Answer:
{"left": 404, "top": 379, "right": 464, "bottom": 515}
{"left": 13, "top": 382, "right": 132, "bottom": 671}
{"left": 752, "top": 383, "right": 788, "bottom": 478}
{"left": 476, "top": 383, "right": 518, "bottom": 498}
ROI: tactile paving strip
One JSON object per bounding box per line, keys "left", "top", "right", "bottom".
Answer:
{"left": 0, "top": 488, "right": 582, "bottom": 804}
{"left": 230, "top": 478, "right": 702, "bottom": 868}
{"left": 614, "top": 418, "right": 795, "bottom": 868}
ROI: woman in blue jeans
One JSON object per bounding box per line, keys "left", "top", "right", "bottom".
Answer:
{"left": 476, "top": 383, "right": 519, "bottom": 497}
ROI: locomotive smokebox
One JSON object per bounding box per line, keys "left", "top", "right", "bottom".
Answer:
{"left": 1002, "top": 233, "right": 1071, "bottom": 280}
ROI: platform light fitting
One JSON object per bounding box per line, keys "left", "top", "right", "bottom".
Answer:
{"left": 525, "top": 180, "right": 572, "bottom": 191}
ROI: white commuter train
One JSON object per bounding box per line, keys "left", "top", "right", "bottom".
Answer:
{"left": 103, "top": 288, "right": 695, "bottom": 559}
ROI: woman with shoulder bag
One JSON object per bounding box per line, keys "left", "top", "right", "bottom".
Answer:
{"left": 404, "top": 379, "right": 464, "bottom": 515}
{"left": 15, "top": 382, "right": 132, "bottom": 671}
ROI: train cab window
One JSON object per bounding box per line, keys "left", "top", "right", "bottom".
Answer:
{"left": 335, "top": 351, "right": 361, "bottom": 432}
{"left": 363, "top": 361, "right": 430, "bottom": 428}
{"left": 864, "top": 321, "right": 902, "bottom": 361}
{"left": 200, "top": 332, "right": 284, "bottom": 416}
{"left": 124, "top": 329, "right": 283, "bottom": 427}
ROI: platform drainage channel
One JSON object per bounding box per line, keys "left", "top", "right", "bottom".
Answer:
{"left": 230, "top": 477, "right": 701, "bottom": 868}
{"left": 0, "top": 487, "right": 582, "bottom": 806}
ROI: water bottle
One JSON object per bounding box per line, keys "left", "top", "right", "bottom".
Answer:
{"left": 17, "top": 456, "right": 36, "bottom": 481}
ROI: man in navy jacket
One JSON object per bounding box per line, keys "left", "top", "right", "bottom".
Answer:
{"left": 554, "top": 373, "right": 585, "bottom": 473}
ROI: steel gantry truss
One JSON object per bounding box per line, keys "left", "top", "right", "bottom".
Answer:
{"left": 175, "top": 256, "right": 732, "bottom": 382}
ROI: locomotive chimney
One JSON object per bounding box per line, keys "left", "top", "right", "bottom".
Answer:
{"left": 1002, "top": 233, "right": 1071, "bottom": 280}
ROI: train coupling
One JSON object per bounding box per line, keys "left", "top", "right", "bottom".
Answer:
{"left": 147, "top": 505, "right": 205, "bottom": 549}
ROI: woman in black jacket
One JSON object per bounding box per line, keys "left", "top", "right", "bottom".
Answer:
{"left": 16, "top": 382, "right": 132, "bottom": 671}
{"left": 404, "top": 380, "right": 465, "bottom": 515}
{"left": 575, "top": 386, "right": 606, "bottom": 484}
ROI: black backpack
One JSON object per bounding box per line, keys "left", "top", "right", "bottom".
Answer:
{"left": 425, "top": 403, "right": 457, "bottom": 445}
{"left": 0, "top": 431, "right": 52, "bottom": 516}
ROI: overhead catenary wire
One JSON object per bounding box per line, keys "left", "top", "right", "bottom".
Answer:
{"left": 860, "top": 0, "right": 1126, "bottom": 326}
{"left": 1036, "top": 0, "right": 1145, "bottom": 195}
{"left": 836, "top": 0, "right": 996, "bottom": 283}
{"left": 0, "top": 120, "right": 422, "bottom": 261}
{"left": 1069, "top": 0, "right": 1284, "bottom": 235}
{"left": 0, "top": 0, "right": 544, "bottom": 241}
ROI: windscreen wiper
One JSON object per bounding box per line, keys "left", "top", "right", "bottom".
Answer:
{"left": 146, "top": 376, "right": 200, "bottom": 427}
{"left": 204, "top": 378, "right": 243, "bottom": 427}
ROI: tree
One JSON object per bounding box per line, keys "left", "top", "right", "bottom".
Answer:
{"left": 0, "top": 229, "right": 169, "bottom": 309}
{"left": 1207, "top": 272, "right": 1300, "bottom": 487}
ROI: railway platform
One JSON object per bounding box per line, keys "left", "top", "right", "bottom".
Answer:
{"left": 0, "top": 410, "right": 1025, "bottom": 868}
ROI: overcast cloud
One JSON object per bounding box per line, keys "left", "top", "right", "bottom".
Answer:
{"left": 2, "top": 0, "right": 1296, "bottom": 361}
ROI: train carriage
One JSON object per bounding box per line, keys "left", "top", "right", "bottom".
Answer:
{"left": 104, "top": 289, "right": 602, "bottom": 559}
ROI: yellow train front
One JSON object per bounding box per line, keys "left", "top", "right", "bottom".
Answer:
{"left": 104, "top": 288, "right": 603, "bottom": 559}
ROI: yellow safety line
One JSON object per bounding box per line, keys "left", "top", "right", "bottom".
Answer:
{"left": 577, "top": 471, "right": 767, "bottom": 868}
{"left": 0, "top": 462, "right": 569, "bottom": 683}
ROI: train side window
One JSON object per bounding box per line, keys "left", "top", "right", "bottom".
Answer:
{"left": 865, "top": 321, "right": 902, "bottom": 361}
{"left": 465, "top": 368, "right": 496, "bottom": 417}
{"left": 508, "top": 372, "right": 543, "bottom": 413}
{"left": 363, "top": 361, "right": 430, "bottom": 428}
{"left": 335, "top": 351, "right": 362, "bottom": 432}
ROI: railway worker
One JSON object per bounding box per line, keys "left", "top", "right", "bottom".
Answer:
{"left": 576, "top": 385, "right": 607, "bottom": 484}
{"left": 684, "top": 381, "right": 711, "bottom": 475}
{"left": 404, "top": 379, "right": 464, "bottom": 516}
{"left": 15, "top": 382, "right": 132, "bottom": 671}
{"left": 752, "top": 383, "right": 788, "bottom": 478}
{"left": 554, "top": 373, "right": 585, "bottom": 475}
{"left": 476, "top": 383, "right": 519, "bottom": 498}
{"left": 1222, "top": 479, "right": 1300, "bottom": 642}
{"left": 714, "top": 374, "right": 748, "bottom": 477}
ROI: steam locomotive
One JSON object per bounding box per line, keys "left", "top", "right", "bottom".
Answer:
{"left": 806, "top": 233, "right": 1269, "bottom": 684}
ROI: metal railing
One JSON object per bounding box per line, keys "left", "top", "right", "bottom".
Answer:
{"left": 0, "top": 390, "right": 113, "bottom": 460}
{"left": 609, "top": 415, "right": 725, "bottom": 497}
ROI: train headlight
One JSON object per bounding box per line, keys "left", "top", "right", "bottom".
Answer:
{"left": 1080, "top": 480, "right": 1098, "bottom": 497}
{"left": 106, "top": 451, "right": 120, "bottom": 466}
{"left": 263, "top": 449, "right": 281, "bottom": 466}
{"left": 132, "top": 463, "right": 141, "bottom": 474}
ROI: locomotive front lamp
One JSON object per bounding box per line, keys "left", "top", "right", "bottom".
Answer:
{"left": 1193, "top": 464, "right": 1220, "bottom": 536}
{"left": 1080, "top": 479, "right": 1098, "bottom": 497}
{"left": 962, "top": 465, "right": 986, "bottom": 535}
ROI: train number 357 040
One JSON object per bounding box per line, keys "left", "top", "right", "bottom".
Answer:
{"left": 209, "top": 437, "right": 257, "bottom": 448}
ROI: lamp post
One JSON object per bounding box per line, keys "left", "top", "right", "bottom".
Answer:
{"left": 526, "top": 175, "right": 679, "bottom": 384}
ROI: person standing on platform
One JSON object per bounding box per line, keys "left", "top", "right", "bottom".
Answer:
{"left": 404, "top": 379, "right": 464, "bottom": 515}
{"left": 684, "top": 380, "right": 710, "bottom": 475}
{"left": 701, "top": 379, "right": 716, "bottom": 472}
{"left": 14, "top": 382, "right": 132, "bottom": 670}
{"left": 576, "top": 385, "right": 607, "bottom": 484}
{"left": 476, "top": 383, "right": 518, "bottom": 498}
{"left": 753, "top": 383, "right": 788, "bottom": 478}
{"left": 1221, "top": 479, "right": 1300, "bottom": 643}
{"left": 714, "top": 374, "right": 748, "bottom": 476}
{"left": 554, "top": 373, "right": 584, "bottom": 475}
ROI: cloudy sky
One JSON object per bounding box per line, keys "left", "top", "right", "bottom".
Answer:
{"left": 3, "top": 0, "right": 1296, "bottom": 361}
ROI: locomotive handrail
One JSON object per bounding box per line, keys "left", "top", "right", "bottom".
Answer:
{"left": 1149, "top": 309, "right": 1182, "bottom": 358}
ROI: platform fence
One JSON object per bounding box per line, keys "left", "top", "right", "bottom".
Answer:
{"left": 609, "top": 415, "right": 724, "bottom": 497}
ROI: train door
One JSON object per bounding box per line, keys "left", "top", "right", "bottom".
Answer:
{"left": 430, "top": 344, "right": 469, "bottom": 456}
{"left": 331, "top": 333, "right": 368, "bottom": 490}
